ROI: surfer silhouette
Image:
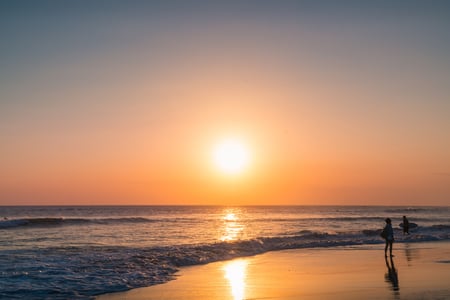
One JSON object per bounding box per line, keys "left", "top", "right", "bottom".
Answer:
{"left": 382, "top": 218, "right": 394, "bottom": 257}
{"left": 402, "top": 216, "right": 409, "bottom": 235}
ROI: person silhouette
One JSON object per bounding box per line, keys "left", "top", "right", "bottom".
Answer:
{"left": 402, "top": 216, "right": 409, "bottom": 235}
{"left": 383, "top": 218, "right": 394, "bottom": 257}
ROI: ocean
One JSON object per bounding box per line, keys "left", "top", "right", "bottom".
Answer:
{"left": 1, "top": 205, "right": 449, "bottom": 299}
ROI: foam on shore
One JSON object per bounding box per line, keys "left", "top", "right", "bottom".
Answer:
{"left": 98, "top": 241, "right": 450, "bottom": 300}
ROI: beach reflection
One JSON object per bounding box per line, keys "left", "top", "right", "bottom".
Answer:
{"left": 404, "top": 243, "right": 420, "bottom": 266}
{"left": 223, "top": 259, "right": 248, "bottom": 300}
{"left": 384, "top": 256, "right": 400, "bottom": 299}
{"left": 220, "top": 209, "right": 245, "bottom": 241}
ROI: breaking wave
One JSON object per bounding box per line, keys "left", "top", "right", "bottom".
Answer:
{"left": 0, "top": 217, "right": 164, "bottom": 229}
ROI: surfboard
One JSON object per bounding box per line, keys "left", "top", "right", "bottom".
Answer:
{"left": 399, "top": 222, "right": 418, "bottom": 228}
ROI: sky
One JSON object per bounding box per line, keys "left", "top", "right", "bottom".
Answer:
{"left": 1, "top": 1, "right": 449, "bottom": 206}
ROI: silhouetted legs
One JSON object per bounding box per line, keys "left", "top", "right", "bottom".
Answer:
{"left": 385, "top": 239, "right": 393, "bottom": 257}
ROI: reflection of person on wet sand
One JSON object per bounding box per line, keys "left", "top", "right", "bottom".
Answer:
{"left": 385, "top": 255, "right": 399, "bottom": 291}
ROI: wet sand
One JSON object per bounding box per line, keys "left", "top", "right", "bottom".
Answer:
{"left": 97, "top": 241, "right": 450, "bottom": 300}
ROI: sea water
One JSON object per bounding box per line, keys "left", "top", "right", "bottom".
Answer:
{"left": 1, "top": 205, "right": 449, "bottom": 299}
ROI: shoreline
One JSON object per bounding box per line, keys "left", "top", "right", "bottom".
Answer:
{"left": 97, "top": 241, "right": 450, "bottom": 300}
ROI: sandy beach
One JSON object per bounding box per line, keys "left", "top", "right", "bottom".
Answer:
{"left": 97, "top": 241, "right": 450, "bottom": 300}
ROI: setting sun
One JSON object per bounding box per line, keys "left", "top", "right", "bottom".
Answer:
{"left": 213, "top": 139, "right": 250, "bottom": 175}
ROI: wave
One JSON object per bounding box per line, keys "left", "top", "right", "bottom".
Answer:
{"left": 384, "top": 207, "right": 445, "bottom": 213}
{"left": 0, "top": 217, "right": 158, "bottom": 229}
{"left": 431, "top": 224, "right": 450, "bottom": 230}
{"left": 2, "top": 216, "right": 383, "bottom": 229}
{"left": 256, "top": 216, "right": 388, "bottom": 222}
{"left": 2, "top": 215, "right": 448, "bottom": 231}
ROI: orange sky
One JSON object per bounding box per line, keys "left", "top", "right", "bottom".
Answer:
{"left": 1, "top": 2, "right": 449, "bottom": 205}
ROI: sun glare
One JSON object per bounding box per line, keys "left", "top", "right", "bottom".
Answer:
{"left": 213, "top": 139, "right": 250, "bottom": 175}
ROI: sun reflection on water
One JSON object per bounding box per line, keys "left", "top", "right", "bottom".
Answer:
{"left": 223, "top": 259, "right": 248, "bottom": 300}
{"left": 224, "top": 213, "right": 237, "bottom": 222}
{"left": 220, "top": 209, "right": 245, "bottom": 241}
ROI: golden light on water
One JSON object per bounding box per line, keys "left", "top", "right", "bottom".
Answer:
{"left": 223, "top": 260, "right": 248, "bottom": 300}
{"left": 220, "top": 210, "right": 245, "bottom": 241}
{"left": 224, "top": 213, "right": 237, "bottom": 222}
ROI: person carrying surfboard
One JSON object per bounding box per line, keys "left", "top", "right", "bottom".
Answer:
{"left": 402, "top": 216, "right": 410, "bottom": 235}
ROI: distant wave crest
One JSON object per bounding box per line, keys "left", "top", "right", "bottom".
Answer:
{"left": 0, "top": 217, "right": 154, "bottom": 229}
